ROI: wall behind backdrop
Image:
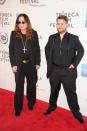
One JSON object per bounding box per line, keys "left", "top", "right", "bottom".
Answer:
{"left": 0, "top": 0, "right": 87, "bottom": 116}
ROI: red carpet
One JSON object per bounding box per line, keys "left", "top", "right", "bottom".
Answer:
{"left": 0, "top": 88, "right": 87, "bottom": 131}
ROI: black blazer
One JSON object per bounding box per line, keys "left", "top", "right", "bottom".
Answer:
{"left": 9, "top": 30, "right": 41, "bottom": 68}
{"left": 45, "top": 32, "right": 84, "bottom": 78}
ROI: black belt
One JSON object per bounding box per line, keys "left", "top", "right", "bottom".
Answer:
{"left": 22, "top": 60, "right": 29, "bottom": 63}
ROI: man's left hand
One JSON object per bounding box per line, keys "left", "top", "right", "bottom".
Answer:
{"left": 69, "top": 64, "right": 75, "bottom": 69}
{"left": 36, "top": 65, "right": 40, "bottom": 70}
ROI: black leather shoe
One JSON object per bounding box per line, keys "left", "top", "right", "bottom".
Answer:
{"left": 76, "top": 116, "right": 85, "bottom": 123}
{"left": 15, "top": 111, "right": 20, "bottom": 116}
{"left": 28, "top": 106, "right": 33, "bottom": 110}
{"left": 44, "top": 106, "right": 57, "bottom": 115}
{"left": 74, "top": 113, "right": 85, "bottom": 123}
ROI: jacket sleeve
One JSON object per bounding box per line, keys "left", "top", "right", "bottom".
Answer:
{"left": 34, "top": 31, "right": 41, "bottom": 66}
{"left": 72, "top": 36, "right": 84, "bottom": 67}
{"left": 45, "top": 35, "right": 53, "bottom": 78}
{"left": 45, "top": 36, "right": 51, "bottom": 64}
{"left": 9, "top": 31, "right": 17, "bottom": 67}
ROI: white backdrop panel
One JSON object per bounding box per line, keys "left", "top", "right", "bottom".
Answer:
{"left": 0, "top": 0, "right": 87, "bottom": 116}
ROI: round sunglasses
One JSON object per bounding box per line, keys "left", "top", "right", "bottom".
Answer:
{"left": 18, "top": 21, "right": 26, "bottom": 24}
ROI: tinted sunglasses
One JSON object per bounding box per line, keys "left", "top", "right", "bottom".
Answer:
{"left": 18, "top": 21, "right": 26, "bottom": 24}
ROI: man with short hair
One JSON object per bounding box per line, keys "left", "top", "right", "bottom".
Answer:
{"left": 44, "top": 15, "right": 85, "bottom": 123}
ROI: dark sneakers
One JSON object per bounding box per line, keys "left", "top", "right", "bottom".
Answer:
{"left": 44, "top": 106, "right": 57, "bottom": 115}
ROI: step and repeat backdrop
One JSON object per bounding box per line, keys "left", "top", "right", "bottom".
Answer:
{"left": 0, "top": 0, "right": 87, "bottom": 116}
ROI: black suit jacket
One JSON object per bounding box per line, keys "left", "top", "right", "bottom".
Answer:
{"left": 45, "top": 32, "right": 84, "bottom": 78}
{"left": 9, "top": 30, "right": 41, "bottom": 82}
{"left": 9, "top": 30, "right": 40, "bottom": 67}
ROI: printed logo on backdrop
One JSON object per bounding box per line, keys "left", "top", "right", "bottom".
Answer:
{"left": 85, "top": 13, "right": 87, "bottom": 28}
{"left": 0, "top": 50, "right": 9, "bottom": 63}
{"left": 0, "top": 12, "right": 12, "bottom": 27}
{"left": 0, "top": 0, "right": 6, "bottom": 4}
{"left": 16, "top": 14, "right": 19, "bottom": 18}
{"left": 0, "top": 32, "right": 8, "bottom": 44}
{"left": 20, "top": 0, "right": 45, "bottom": 6}
{"left": 50, "top": 11, "right": 79, "bottom": 28}
{"left": 81, "top": 64, "right": 87, "bottom": 77}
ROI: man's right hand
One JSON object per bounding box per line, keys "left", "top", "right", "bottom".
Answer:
{"left": 12, "top": 66, "right": 17, "bottom": 73}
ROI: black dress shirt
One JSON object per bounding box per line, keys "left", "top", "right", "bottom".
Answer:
{"left": 52, "top": 33, "right": 69, "bottom": 67}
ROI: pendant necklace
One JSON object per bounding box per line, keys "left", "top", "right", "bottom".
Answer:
{"left": 21, "top": 35, "right": 27, "bottom": 53}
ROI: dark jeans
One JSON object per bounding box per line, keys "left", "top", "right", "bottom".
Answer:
{"left": 49, "top": 64, "right": 80, "bottom": 115}
{"left": 14, "top": 61, "right": 37, "bottom": 113}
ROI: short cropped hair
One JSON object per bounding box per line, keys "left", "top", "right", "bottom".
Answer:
{"left": 56, "top": 15, "right": 68, "bottom": 23}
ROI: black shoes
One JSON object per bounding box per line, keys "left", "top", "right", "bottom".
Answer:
{"left": 74, "top": 112, "right": 85, "bottom": 123}
{"left": 28, "top": 106, "right": 33, "bottom": 110}
{"left": 15, "top": 106, "right": 34, "bottom": 117}
{"left": 15, "top": 111, "right": 20, "bottom": 116}
{"left": 44, "top": 106, "right": 57, "bottom": 115}
{"left": 75, "top": 115, "right": 85, "bottom": 123}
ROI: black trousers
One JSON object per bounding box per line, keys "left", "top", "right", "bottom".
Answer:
{"left": 14, "top": 61, "right": 37, "bottom": 113}
{"left": 49, "top": 64, "right": 80, "bottom": 116}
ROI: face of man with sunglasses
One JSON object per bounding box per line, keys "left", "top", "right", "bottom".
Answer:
{"left": 18, "top": 16, "right": 27, "bottom": 34}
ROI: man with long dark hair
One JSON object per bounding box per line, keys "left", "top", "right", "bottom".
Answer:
{"left": 9, "top": 13, "right": 41, "bottom": 116}
{"left": 44, "top": 15, "right": 85, "bottom": 123}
